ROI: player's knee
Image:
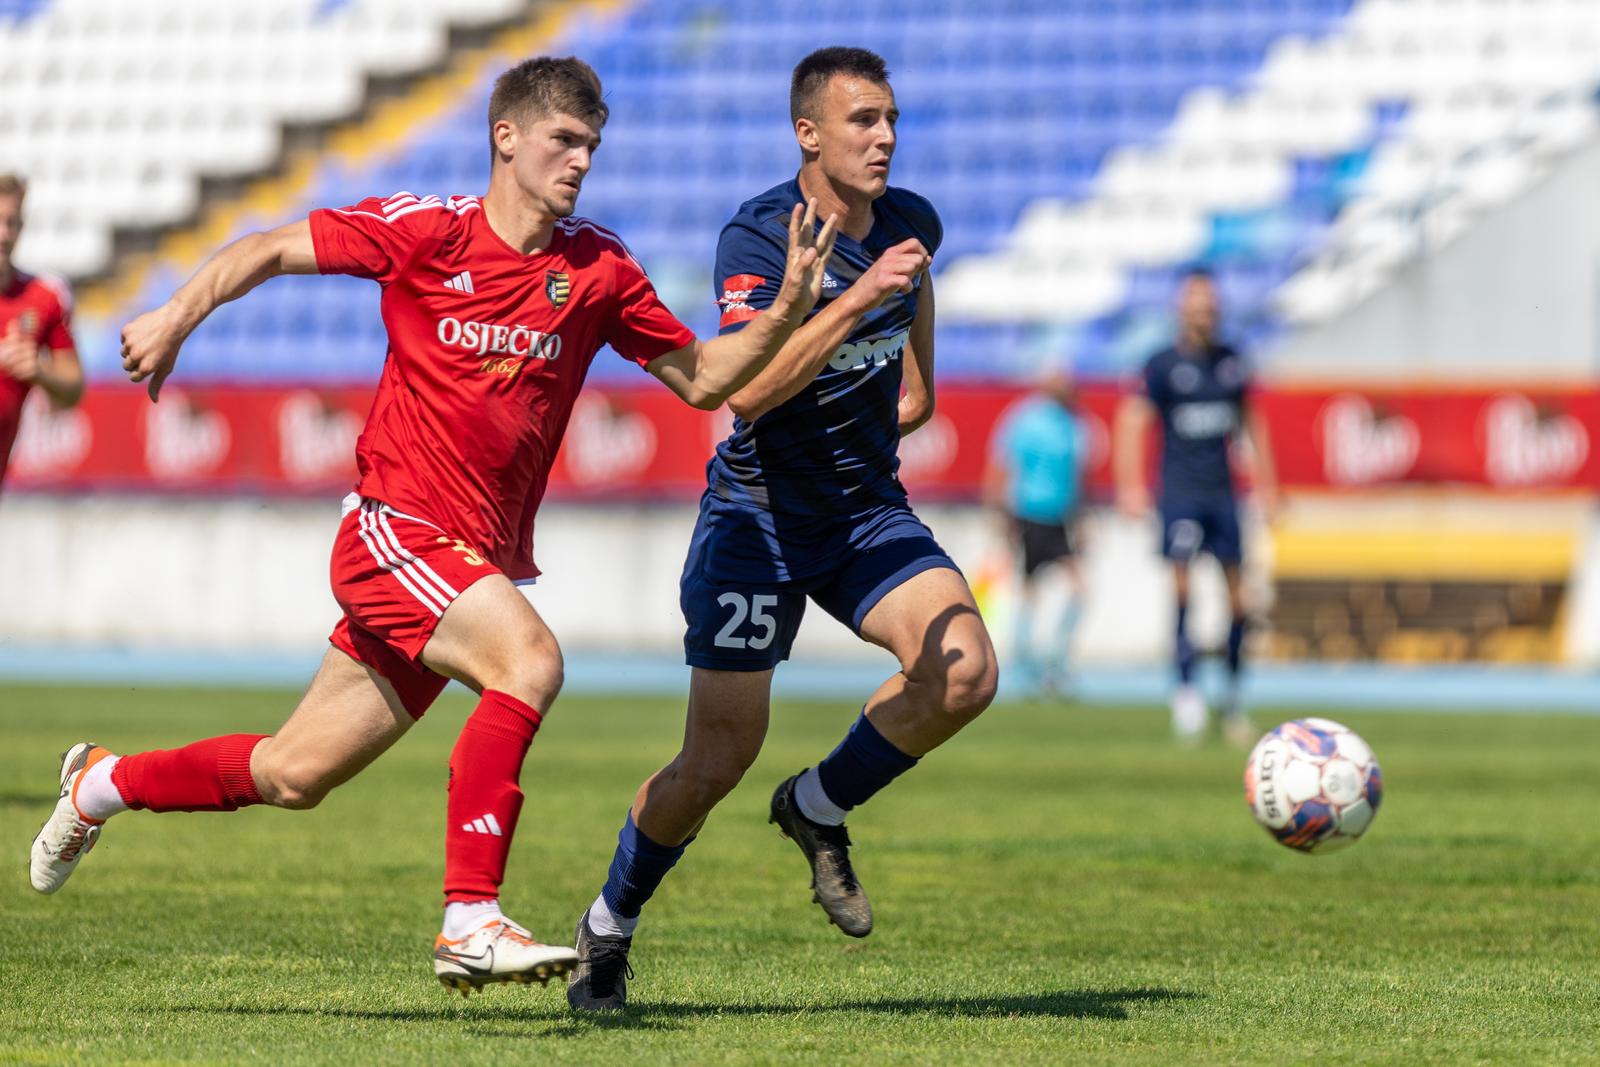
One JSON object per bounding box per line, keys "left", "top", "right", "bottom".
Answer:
{"left": 485, "top": 635, "right": 564, "bottom": 708}
{"left": 254, "top": 762, "right": 331, "bottom": 810}
{"left": 939, "top": 641, "right": 999, "bottom": 722}
{"left": 680, "top": 746, "right": 758, "bottom": 805}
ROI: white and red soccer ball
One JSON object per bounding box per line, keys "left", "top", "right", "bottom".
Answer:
{"left": 1244, "top": 718, "right": 1383, "bottom": 853}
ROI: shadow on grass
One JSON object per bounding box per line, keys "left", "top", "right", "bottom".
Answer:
{"left": 155, "top": 987, "right": 1198, "bottom": 1035}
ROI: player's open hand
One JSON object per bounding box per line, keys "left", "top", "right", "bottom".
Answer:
{"left": 0, "top": 318, "right": 42, "bottom": 383}
{"left": 851, "top": 237, "right": 930, "bottom": 313}
{"left": 777, "top": 199, "right": 840, "bottom": 314}
{"left": 121, "top": 302, "right": 189, "bottom": 402}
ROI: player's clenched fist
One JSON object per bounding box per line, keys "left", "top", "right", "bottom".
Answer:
{"left": 847, "top": 237, "right": 929, "bottom": 313}
{"left": 775, "top": 198, "right": 840, "bottom": 315}
{"left": 121, "top": 302, "right": 190, "bottom": 402}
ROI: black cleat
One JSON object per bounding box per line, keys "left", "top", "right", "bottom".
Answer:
{"left": 769, "top": 773, "right": 873, "bottom": 937}
{"left": 566, "top": 911, "right": 633, "bottom": 1013}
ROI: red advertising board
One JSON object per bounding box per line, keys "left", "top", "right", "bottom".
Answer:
{"left": 8, "top": 382, "right": 1596, "bottom": 497}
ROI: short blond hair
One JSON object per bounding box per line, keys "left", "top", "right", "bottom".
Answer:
{"left": 0, "top": 173, "right": 25, "bottom": 202}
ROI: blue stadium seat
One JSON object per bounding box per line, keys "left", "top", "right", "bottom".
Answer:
{"left": 103, "top": 0, "right": 1359, "bottom": 384}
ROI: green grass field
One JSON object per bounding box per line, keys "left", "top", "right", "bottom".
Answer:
{"left": 4, "top": 683, "right": 1599, "bottom": 1065}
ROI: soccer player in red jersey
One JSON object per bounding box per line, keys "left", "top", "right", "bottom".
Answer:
{"left": 28, "top": 57, "right": 838, "bottom": 995}
{"left": 0, "top": 173, "right": 85, "bottom": 491}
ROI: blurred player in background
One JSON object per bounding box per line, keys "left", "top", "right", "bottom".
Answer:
{"left": 0, "top": 174, "right": 83, "bottom": 492}
{"left": 567, "top": 47, "right": 997, "bottom": 1013}
{"left": 29, "top": 57, "right": 836, "bottom": 995}
{"left": 1115, "top": 267, "right": 1277, "bottom": 745}
{"left": 983, "top": 362, "right": 1090, "bottom": 698}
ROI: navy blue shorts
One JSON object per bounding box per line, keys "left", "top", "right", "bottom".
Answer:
{"left": 1160, "top": 495, "right": 1242, "bottom": 566}
{"left": 681, "top": 492, "right": 960, "bottom": 671}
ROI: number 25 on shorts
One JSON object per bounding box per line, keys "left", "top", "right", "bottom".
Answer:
{"left": 714, "top": 592, "right": 778, "bottom": 650}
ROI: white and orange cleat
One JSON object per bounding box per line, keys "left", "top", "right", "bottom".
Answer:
{"left": 30, "top": 742, "right": 113, "bottom": 894}
{"left": 432, "top": 918, "right": 580, "bottom": 997}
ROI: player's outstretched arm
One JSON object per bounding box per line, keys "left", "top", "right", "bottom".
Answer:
{"left": 122, "top": 220, "right": 318, "bottom": 401}
{"left": 1242, "top": 405, "right": 1280, "bottom": 519}
{"left": 722, "top": 238, "right": 931, "bottom": 424}
{"left": 1114, "top": 394, "right": 1154, "bottom": 518}
{"left": 898, "top": 273, "right": 936, "bottom": 436}
{"left": 649, "top": 201, "right": 839, "bottom": 410}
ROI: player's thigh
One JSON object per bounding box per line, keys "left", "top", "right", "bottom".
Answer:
{"left": 254, "top": 646, "right": 415, "bottom": 805}
{"left": 857, "top": 565, "right": 997, "bottom": 710}
{"left": 1204, "top": 501, "right": 1245, "bottom": 568}
{"left": 680, "top": 666, "right": 776, "bottom": 776}
{"left": 420, "top": 574, "right": 563, "bottom": 707}
{"left": 1161, "top": 500, "right": 1207, "bottom": 563}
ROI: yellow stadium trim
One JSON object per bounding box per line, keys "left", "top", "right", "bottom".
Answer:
{"left": 79, "top": 0, "right": 627, "bottom": 320}
{"left": 1273, "top": 530, "right": 1576, "bottom": 580}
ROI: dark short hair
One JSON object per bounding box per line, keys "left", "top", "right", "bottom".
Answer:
{"left": 1178, "top": 264, "right": 1216, "bottom": 284}
{"left": 790, "top": 46, "right": 890, "bottom": 123}
{"left": 0, "top": 173, "right": 25, "bottom": 202}
{"left": 488, "top": 56, "right": 608, "bottom": 148}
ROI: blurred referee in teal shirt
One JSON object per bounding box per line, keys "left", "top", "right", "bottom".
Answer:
{"left": 984, "top": 364, "right": 1089, "bottom": 697}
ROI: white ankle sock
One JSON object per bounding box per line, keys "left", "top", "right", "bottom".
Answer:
{"left": 442, "top": 899, "right": 502, "bottom": 939}
{"left": 586, "top": 893, "right": 638, "bottom": 938}
{"left": 74, "top": 755, "right": 127, "bottom": 822}
{"left": 794, "top": 766, "right": 847, "bottom": 827}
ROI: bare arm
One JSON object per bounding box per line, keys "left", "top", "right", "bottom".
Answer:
{"left": 722, "top": 238, "right": 930, "bottom": 423}
{"left": 1242, "top": 404, "right": 1280, "bottom": 518}
{"left": 122, "top": 219, "right": 318, "bottom": 400}
{"left": 649, "top": 203, "right": 839, "bottom": 411}
{"left": 1114, "top": 394, "right": 1154, "bottom": 517}
{"left": 35, "top": 347, "right": 83, "bottom": 408}
{"left": 897, "top": 273, "right": 935, "bottom": 436}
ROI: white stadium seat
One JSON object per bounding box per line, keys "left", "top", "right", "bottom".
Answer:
{"left": 3, "top": 0, "right": 526, "bottom": 278}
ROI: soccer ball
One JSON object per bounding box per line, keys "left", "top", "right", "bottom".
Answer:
{"left": 1244, "top": 718, "right": 1383, "bottom": 853}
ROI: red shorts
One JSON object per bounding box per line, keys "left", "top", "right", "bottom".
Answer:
{"left": 328, "top": 496, "right": 499, "bottom": 719}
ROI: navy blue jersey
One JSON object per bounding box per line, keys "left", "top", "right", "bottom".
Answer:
{"left": 707, "top": 178, "right": 941, "bottom": 515}
{"left": 1141, "top": 343, "right": 1252, "bottom": 500}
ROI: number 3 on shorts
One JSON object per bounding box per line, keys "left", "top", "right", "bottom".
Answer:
{"left": 714, "top": 592, "right": 779, "bottom": 650}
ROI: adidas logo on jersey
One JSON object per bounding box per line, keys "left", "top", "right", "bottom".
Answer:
{"left": 461, "top": 813, "right": 504, "bottom": 836}
{"left": 444, "top": 271, "right": 475, "bottom": 295}
{"left": 822, "top": 274, "right": 840, "bottom": 289}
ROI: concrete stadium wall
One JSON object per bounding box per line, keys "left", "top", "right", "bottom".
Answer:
{"left": 0, "top": 495, "right": 1245, "bottom": 667}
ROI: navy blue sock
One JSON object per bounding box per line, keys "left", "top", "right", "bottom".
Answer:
{"left": 814, "top": 712, "right": 919, "bottom": 812}
{"left": 599, "top": 812, "right": 687, "bottom": 920}
{"left": 1175, "top": 601, "right": 1195, "bottom": 684}
{"left": 1227, "top": 617, "right": 1246, "bottom": 679}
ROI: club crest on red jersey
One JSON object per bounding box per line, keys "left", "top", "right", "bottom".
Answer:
{"left": 545, "top": 271, "right": 570, "bottom": 309}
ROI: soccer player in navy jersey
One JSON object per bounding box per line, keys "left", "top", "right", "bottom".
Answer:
{"left": 567, "top": 47, "right": 998, "bottom": 1011}
{"left": 1114, "top": 268, "right": 1278, "bottom": 745}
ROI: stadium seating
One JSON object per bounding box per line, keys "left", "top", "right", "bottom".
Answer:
{"left": 5, "top": 0, "right": 1599, "bottom": 383}
{"left": 0, "top": 0, "right": 526, "bottom": 276}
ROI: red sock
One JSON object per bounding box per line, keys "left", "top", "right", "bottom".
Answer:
{"left": 444, "top": 690, "right": 543, "bottom": 905}
{"left": 111, "top": 734, "right": 268, "bottom": 812}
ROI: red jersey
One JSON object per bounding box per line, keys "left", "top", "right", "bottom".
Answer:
{"left": 308, "top": 192, "right": 695, "bottom": 579}
{"left": 0, "top": 270, "right": 75, "bottom": 487}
